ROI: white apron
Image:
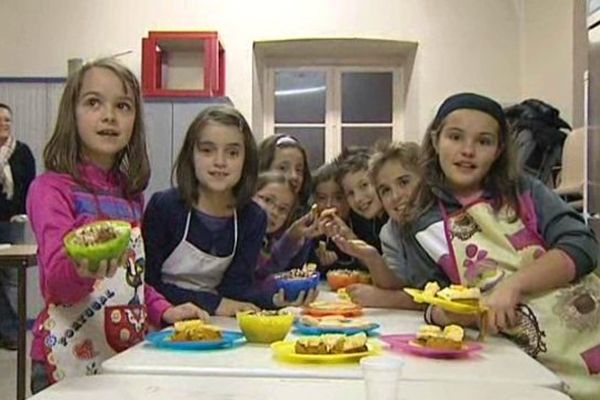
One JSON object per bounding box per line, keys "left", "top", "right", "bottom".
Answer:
{"left": 162, "top": 210, "right": 238, "bottom": 293}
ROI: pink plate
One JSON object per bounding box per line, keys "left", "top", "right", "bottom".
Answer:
{"left": 381, "top": 334, "right": 482, "bottom": 359}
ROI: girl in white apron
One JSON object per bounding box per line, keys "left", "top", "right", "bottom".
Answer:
{"left": 401, "top": 93, "right": 600, "bottom": 400}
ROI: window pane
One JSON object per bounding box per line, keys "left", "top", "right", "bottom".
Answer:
{"left": 275, "top": 71, "right": 326, "bottom": 123}
{"left": 341, "top": 127, "right": 392, "bottom": 150}
{"left": 275, "top": 127, "right": 324, "bottom": 170}
{"left": 342, "top": 72, "right": 393, "bottom": 123}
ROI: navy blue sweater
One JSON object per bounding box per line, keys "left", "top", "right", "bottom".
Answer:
{"left": 143, "top": 188, "right": 272, "bottom": 314}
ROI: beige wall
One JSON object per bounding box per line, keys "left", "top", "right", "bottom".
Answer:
{"left": 519, "top": 0, "right": 585, "bottom": 128}
{"left": 0, "top": 0, "right": 582, "bottom": 139}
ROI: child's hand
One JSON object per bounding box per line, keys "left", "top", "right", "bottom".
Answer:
{"left": 73, "top": 251, "right": 128, "bottom": 280}
{"left": 331, "top": 235, "right": 377, "bottom": 261}
{"left": 162, "top": 302, "right": 210, "bottom": 325}
{"left": 288, "top": 212, "right": 320, "bottom": 241}
{"left": 481, "top": 279, "right": 522, "bottom": 334}
{"left": 272, "top": 288, "right": 319, "bottom": 308}
{"left": 215, "top": 298, "right": 260, "bottom": 317}
{"left": 315, "top": 244, "right": 338, "bottom": 267}
{"left": 319, "top": 213, "right": 356, "bottom": 240}
{"left": 346, "top": 284, "right": 386, "bottom": 307}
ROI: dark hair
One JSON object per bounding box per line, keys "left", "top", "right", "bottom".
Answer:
{"left": 0, "top": 103, "right": 12, "bottom": 115}
{"left": 335, "top": 147, "right": 373, "bottom": 185}
{"left": 368, "top": 141, "right": 421, "bottom": 183}
{"left": 43, "top": 57, "right": 150, "bottom": 196}
{"left": 311, "top": 162, "right": 339, "bottom": 192}
{"left": 258, "top": 134, "right": 311, "bottom": 205}
{"left": 403, "top": 93, "right": 520, "bottom": 227}
{"left": 172, "top": 105, "right": 258, "bottom": 209}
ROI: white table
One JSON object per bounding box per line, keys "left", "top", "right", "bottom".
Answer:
{"left": 102, "top": 308, "right": 563, "bottom": 390}
{"left": 30, "top": 374, "right": 572, "bottom": 400}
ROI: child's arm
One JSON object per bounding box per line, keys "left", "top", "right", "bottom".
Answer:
{"left": 26, "top": 177, "right": 96, "bottom": 304}
{"left": 218, "top": 204, "right": 275, "bottom": 309}
{"left": 346, "top": 284, "right": 425, "bottom": 310}
{"left": 482, "top": 178, "right": 598, "bottom": 332}
{"left": 144, "top": 284, "right": 210, "bottom": 325}
{"left": 255, "top": 232, "right": 307, "bottom": 279}
{"left": 332, "top": 235, "right": 404, "bottom": 289}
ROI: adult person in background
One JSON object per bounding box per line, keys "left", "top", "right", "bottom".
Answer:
{"left": 0, "top": 102, "right": 35, "bottom": 350}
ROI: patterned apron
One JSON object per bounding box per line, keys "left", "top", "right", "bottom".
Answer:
{"left": 422, "top": 199, "right": 600, "bottom": 400}
{"left": 40, "top": 224, "right": 147, "bottom": 382}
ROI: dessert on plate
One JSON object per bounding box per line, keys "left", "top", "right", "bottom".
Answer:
{"left": 170, "top": 319, "right": 222, "bottom": 342}
{"left": 295, "top": 332, "right": 368, "bottom": 355}
{"left": 414, "top": 324, "right": 464, "bottom": 350}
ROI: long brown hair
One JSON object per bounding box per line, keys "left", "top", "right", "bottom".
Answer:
{"left": 368, "top": 141, "right": 421, "bottom": 186}
{"left": 173, "top": 105, "right": 258, "bottom": 209}
{"left": 403, "top": 99, "right": 521, "bottom": 227}
{"left": 258, "top": 134, "right": 312, "bottom": 206}
{"left": 43, "top": 57, "right": 150, "bottom": 196}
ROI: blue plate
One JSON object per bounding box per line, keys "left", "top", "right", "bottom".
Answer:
{"left": 293, "top": 321, "right": 380, "bottom": 336}
{"left": 145, "top": 329, "right": 245, "bottom": 350}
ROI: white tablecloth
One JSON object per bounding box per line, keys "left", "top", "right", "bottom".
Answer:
{"left": 30, "top": 374, "right": 571, "bottom": 400}
{"left": 102, "top": 307, "right": 563, "bottom": 390}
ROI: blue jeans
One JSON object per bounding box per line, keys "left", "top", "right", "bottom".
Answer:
{"left": 0, "top": 224, "right": 21, "bottom": 340}
{"left": 30, "top": 361, "right": 52, "bottom": 394}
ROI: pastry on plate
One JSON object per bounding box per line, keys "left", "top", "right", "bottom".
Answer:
{"left": 295, "top": 333, "right": 367, "bottom": 355}
{"left": 414, "top": 324, "right": 464, "bottom": 350}
{"left": 171, "top": 319, "right": 222, "bottom": 342}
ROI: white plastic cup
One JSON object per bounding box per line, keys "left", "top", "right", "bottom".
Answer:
{"left": 360, "top": 355, "right": 403, "bottom": 400}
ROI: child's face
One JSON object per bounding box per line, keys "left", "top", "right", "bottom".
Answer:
{"left": 253, "top": 182, "right": 295, "bottom": 234}
{"left": 375, "top": 159, "right": 418, "bottom": 223}
{"left": 341, "top": 169, "right": 382, "bottom": 219}
{"left": 270, "top": 147, "right": 305, "bottom": 195}
{"left": 435, "top": 109, "right": 501, "bottom": 196}
{"left": 314, "top": 179, "right": 350, "bottom": 220}
{"left": 76, "top": 67, "right": 135, "bottom": 170}
{"left": 194, "top": 122, "right": 245, "bottom": 196}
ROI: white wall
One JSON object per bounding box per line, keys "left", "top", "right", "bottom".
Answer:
{"left": 0, "top": 0, "right": 583, "bottom": 139}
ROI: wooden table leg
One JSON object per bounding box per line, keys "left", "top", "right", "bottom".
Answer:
{"left": 16, "top": 260, "right": 27, "bottom": 400}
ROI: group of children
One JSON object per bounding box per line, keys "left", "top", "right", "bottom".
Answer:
{"left": 24, "top": 58, "right": 599, "bottom": 399}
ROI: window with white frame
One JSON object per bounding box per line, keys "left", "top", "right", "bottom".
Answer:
{"left": 263, "top": 66, "right": 403, "bottom": 170}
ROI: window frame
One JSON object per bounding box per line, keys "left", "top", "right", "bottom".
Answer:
{"left": 263, "top": 63, "right": 405, "bottom": 165}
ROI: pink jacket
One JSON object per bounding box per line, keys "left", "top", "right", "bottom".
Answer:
{"left": 26, "top": 162, "right": 171, "bottom": 361}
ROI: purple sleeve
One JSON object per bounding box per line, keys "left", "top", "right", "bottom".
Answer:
{"left": 26, "top": 176, "right": 96, "bottom": 304}
{"left": 255, "top": 232, "right": 305, "bottom": 279}
{"left": 144, "top": 284, "right": 172, "bottom": 327}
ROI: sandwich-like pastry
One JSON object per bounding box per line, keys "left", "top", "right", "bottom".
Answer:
{"left": 171, "top": 319, "right": 222, "bottom": 342}
{"left": 436, "top": 285, "right": 481, "bottom": 306}
{"left": 294, "top": 333, "right": 368, "bottom": 355}
{"left": 415, "top": 324, "right": 464, "bottom": 350}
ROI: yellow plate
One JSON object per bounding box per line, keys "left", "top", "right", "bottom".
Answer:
{"left": 403, "top": 288, "right": 483, "bottom": 314}
{"left": 271, "top": 340, "right": 381, "bottom": 363}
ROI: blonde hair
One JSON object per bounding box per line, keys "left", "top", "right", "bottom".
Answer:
{"left": 368, "top": 141, "right": 420, "bottom": 184}
{"left": 43, "top": 57, "right": 150, "bottom": 196}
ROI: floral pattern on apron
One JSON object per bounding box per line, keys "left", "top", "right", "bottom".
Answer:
{"left": 416, "top": 199, "right": 600, "bottom": 400}
{"left": 40, "top": 225, "right": 147, "bottom": 383}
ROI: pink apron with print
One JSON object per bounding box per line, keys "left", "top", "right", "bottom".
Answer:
{"left": 40, "top": 225, "right": 147, "bottom": 382}
{"left": 416, "top": 199, "right": 600, "bottom": 400}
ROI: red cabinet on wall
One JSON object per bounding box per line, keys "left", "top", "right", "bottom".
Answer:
{"left": 142, "top": 31, "right": 225, "bottom": 97}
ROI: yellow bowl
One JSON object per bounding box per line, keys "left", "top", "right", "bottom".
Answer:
{"left": 236, "top": 311, "right": 294, "bottom": 344}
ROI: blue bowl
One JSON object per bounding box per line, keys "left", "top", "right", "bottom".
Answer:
{"left": 274, "top": 272, "right": 320, "bottom": 301}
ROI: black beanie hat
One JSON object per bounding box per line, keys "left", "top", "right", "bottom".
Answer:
{"left": 433, "top": 93, "right": 507, "bottom": 134}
